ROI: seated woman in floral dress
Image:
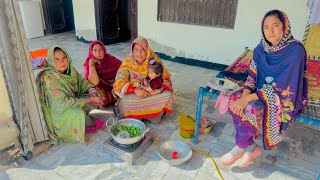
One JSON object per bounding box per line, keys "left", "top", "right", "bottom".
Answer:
{"left": 113, "top": 36, "right": 173, "bottom": 122}
{"left": 37, "top": 46, "right": 105, "bottom": 144}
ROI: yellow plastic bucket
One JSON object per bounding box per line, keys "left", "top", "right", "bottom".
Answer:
{"left": 178, "top": 113, "right": 196, "bottom": 139}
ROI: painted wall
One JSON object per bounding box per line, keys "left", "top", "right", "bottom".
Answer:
{"left": 138, "top": 0, "right": 309, "bottom": 65}
{"left": 0, "top": 65, "right": 13, "bottom": 128}
{"left": 72, "top": 0, "right": 97, "bottom": 41}
{"left": 0, "top": 64, "right": 20, "bottom": 149}
{"left": 18, "top": 0, "right": 45, "bottom": 30}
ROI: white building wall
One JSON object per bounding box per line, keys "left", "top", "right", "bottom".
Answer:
{"left": 73, "top": 0, "right": 97, "bottom": 41}
{"left": 138, "top": 0, "right": 309, "bottom": 65}
{"left": 18, "top": 0, "right": 45, "bottom": 38}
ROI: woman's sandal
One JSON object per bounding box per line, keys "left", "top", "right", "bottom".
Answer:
{"left": 238, "top": 147, "right": 262, "bottom": 168}
{"left": 94, "top": 119, "right": 106, "bottom": 130}
{"left": 85, "top": 126, "right": 98, "bottom": 133}
{"left": 220, "top": 151, "right": 244, "bottom": 166}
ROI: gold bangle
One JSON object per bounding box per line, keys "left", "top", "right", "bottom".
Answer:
{"left": 89, "top": 62, "right": 95, "bottom": 67}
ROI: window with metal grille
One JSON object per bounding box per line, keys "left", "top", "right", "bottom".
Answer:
{"left": 157, "top": 0, "right": 239, "bottom": 29}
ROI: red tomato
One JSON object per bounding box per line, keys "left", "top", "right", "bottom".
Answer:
{"left": 172, "top": 151, "right": 179, "bottom": 159}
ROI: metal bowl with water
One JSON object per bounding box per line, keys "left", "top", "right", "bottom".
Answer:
{"left": 158, "top": 140, "right": 192, "bottom": 166}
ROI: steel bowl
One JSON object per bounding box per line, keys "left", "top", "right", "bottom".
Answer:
{"left": 207, "top": 78, "right": 239, "bottom": 95}
{"left": 158, "top": 140, "right": 192, "bottom": 166}
{"left": 107, "top": 118, "right": 149, "bottom": 145}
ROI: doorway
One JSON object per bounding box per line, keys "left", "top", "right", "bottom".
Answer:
{"left": 94, "top": 0, "right": 137, "bottom": 45}
{"left": 42, "top": 0, "right": 75, "bottom": 35}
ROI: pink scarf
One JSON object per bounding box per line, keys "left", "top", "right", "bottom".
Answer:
{"left": 83, "top": 40, "right": 122, "bottom": 82}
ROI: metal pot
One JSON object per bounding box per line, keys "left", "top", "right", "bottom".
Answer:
{"left": 106, "top": 117, "right": 149, "bottom": 145}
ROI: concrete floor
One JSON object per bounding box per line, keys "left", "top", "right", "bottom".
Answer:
{"left": 1, "top": 31, "right": 320, "bottom": 180}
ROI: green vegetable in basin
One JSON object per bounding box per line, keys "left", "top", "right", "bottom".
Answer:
{"left": 113, "top": 125, "right": 142, "bottom": 138}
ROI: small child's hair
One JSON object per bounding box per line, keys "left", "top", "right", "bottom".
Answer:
{"left": 148, "top": 59, "right": 163, "bottom": 76}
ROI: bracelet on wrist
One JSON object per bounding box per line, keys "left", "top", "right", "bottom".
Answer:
{"left": 125, "top": 85, "right": 136, "bottom": 94}
{"left": 131, "top": 87, "right": 136, "bottom": 93}
{"left": 89, "top": 88, "right": 97, "bottom": 95}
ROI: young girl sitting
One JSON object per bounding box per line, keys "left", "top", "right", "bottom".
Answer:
{"left": 140, "top": 60, "right": 163, "bottom": 96}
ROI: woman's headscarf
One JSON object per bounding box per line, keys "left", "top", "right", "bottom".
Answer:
{"left": 130, "top": 36, "right": 155, "bottom": 62}
{"left": 83, "top": 40, "right": 122, "bottom": 81}
{"left": 127, "top": 36, "right": 158, "bottom": 78}
{"left": 39, "top": 46, "right": 90, "bottom": 94}
{"left": 129, "top": 36, "right": 172, "bottom": 89}
{"left": 113, "top": 36, "right": 172, "bottom": 96}
{"left": 251, "top": 10, "right": 307, "bottom": 149}
{"left": 261, "top": 10, "right": 296, "bottom": 53}
{"left": 46, "top": 46, "right": 72, "bottom": 75}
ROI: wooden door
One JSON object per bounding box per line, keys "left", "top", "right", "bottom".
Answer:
{"left": 130, "top": 0, "right": 138, "bottom": 41}
{"left": 95, "top": 0, "right": 131, "bottom": 45}
{"left": 43, "top": 0, "right": 74, "bottom": 34}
